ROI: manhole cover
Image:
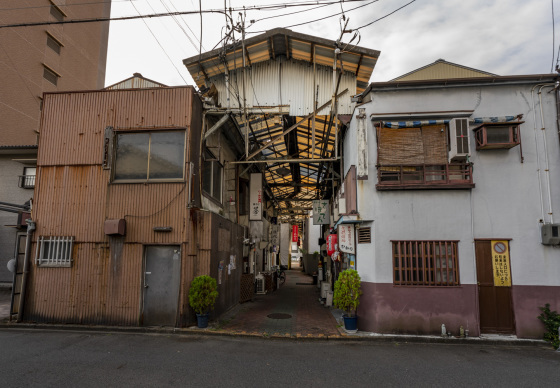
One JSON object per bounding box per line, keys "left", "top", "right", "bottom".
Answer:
{"left": 267, "top": 313, "right": 292, "bottom": 319}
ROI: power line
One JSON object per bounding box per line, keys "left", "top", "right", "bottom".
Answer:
{"left": 0, "top": 1, "right": 367, "bottom": 29}
{"left": 353, "top": 0, "right": 416, "bottom": 31}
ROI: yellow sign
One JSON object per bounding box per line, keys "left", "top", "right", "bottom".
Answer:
{"left": 491, "top": 240, "right": 511, "bottom": 287}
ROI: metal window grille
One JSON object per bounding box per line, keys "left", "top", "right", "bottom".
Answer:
{"left": 392, "top": 240, "right": 459, "bottom": 286}
{"left": 18, "top": 175, "right": 35, "bottom": 189}
{"left": 46, "top": 35, "right": 61, "bottom": 54}
{"left": 43, "top": 66, "right": 58, "bottom": 85}
{"left": 35, "top": 236, "right": 74, "bottom": 267}
{"left": 357, "top": 227, "right": 371, "bottom": 244}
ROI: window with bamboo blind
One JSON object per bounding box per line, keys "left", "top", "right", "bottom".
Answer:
{"left": 392, "top": 240, "right": 460, "bottom": 286}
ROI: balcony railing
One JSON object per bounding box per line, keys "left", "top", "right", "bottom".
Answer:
{"left": 18, "top": 175, "right": 35, "bottom": 189}
{"left": 376, "top": 163, "right": 474, "bottom": 190}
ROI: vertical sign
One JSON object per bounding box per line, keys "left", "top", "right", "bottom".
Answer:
{"left": 491, "top": 240, "right": 511, "bottom": 287}
{"left": 312, "top": 200, "right": 330, "bottom": 225}
{"left": 249, "top": 173, "right": 262, "bottom": 221}
{"left": 270, "top": 225, "right": 279, "bottom": 246}
{"left": 338, "top": 224, "right": 355, "bottom": 254}
{"left": 292, "top": 225, "right": 298, "bottom": 243}
{"left": 326, "top": 234, "right": 337, "bottom": 256}
{"left": 356, "top": 108, "right": 368, "bottom": 180}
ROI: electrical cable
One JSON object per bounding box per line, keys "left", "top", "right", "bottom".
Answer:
{"left": 353, "top": 0, "right": 416, "bottom": 31}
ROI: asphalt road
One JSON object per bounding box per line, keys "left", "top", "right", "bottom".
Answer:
{"left": 0, "top": 329, "right": 558, "bottom": 387}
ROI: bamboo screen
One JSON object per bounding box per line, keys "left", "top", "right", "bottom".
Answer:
{"left": 378, "top": 124, "right": 447, "bottom": 165}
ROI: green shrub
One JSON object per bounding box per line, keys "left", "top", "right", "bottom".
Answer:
{"left": 537, "top": 303, "right": 560, "bottom": 349}
{"left": 188, "top": 275, "right": 218, "bottom": 315}
{"left": 333, "top": 269, "right": 362, "bottom": 317}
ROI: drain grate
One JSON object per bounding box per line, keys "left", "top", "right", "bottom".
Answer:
{"left": 267, "top": 313, "right": 292, "bottom": 319}
{"left": 295, "top": 283, "right": 315, "bottom": 286}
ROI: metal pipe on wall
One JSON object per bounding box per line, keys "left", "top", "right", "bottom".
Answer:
{"left": 17, "top": 219, "right": 36, "bottom": 322}
{"left": 538, "top": 85, "right": 555, "bottom": 223}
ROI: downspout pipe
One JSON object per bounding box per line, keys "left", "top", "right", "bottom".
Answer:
{"left": 17, "top": 219, "right": 36, "bottom": 322}
{"left": 538, "top": 85, "right": 555, "bottom": 223}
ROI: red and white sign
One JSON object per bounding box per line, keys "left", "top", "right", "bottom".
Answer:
{"left": 327, "top": 234, "right": 337, "bottom": 256}
{"left": 338, "top": 224, "right": 355, "bottom": 254}
{"left": 292, "top": 225, "right": 298, "bottom": 242}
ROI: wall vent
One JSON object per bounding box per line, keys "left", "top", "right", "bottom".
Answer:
{"left": 357, "top": 227, "right": 371, "bottom": 244}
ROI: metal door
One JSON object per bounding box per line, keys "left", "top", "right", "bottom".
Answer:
{"left": 142, "top": 245, "right": 181, "bottom": 326}
{"left": 475, "top": 240, "right": 515, "bottom": 334}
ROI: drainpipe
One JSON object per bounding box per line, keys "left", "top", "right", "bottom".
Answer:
{"left": 17, "top": 219, "right": 36, "bottom": 322}
{"left": 538, "top": 85, "right": 555, "bottom": 223}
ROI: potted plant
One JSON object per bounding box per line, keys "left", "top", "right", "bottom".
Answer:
{"left": 333, "top": 269, "right": 362, "bottom": 333}
{"left": 188, "top": 275, "right": 218, "bottom": 328}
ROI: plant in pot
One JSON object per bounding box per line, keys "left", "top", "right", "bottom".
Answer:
{"left": 188, "top": 275, "right": 218, "bottom": 328}
{"left": 333, "top": 269, "right": 362, "bottom": 333}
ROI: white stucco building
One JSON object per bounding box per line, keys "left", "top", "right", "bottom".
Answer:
{"left": 340, "top": 72, "right": 560, "bottom": 338}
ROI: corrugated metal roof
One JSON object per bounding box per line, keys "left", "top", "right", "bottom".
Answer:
{"left": 391, "top": 59, "right": 496, "bottom": 81}
{"left": 183, "top": 27, "right": 379, "bottom": 94}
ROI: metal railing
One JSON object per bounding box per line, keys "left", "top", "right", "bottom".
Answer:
{"left": 18, "top": 175, "right": 35, "bottom": 189}
{"left": 377, "top": 163, "right": 473, "bottom": 189}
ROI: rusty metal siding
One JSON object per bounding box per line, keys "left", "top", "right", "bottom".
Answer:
{"left": 25, "top": 242, "right": 142, "bottom": 325}
{"left": 38, "top": 87, "right": 194, "bottom": 166}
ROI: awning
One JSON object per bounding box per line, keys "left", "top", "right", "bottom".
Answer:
{"left": 470, "top": 116, "right": 520, "bottom": 124}
{"left": 383, "top": 119, "right": 450, "bottom": 129}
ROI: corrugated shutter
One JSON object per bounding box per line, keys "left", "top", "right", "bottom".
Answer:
{"left": 378, "top": 125, "right": 447, "bottom": 165}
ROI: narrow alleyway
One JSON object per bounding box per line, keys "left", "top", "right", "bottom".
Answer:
{"left": 215, "top": 269, "right": 340, "bottom": 337}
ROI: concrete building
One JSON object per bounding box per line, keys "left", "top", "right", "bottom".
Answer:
{"left": 339, "top": 71, "right": 560, "bottom": 338}
{"left": 0, "top": 0, "right": 111, "bottom": 284}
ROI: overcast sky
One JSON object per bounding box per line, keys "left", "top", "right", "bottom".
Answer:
{"left": 105, "top": 0, "right": 556, "bottom": 87}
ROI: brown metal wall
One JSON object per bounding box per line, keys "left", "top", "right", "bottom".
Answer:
{"left": 26, "top": 87, "right": 201, "bottom": 326}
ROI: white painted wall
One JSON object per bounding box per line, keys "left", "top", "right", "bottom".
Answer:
{"left": 305, "top": 216, "right": 322, "bottom": 255}
{"left": 344, "top": 81, "right": 560, "bottom": 287}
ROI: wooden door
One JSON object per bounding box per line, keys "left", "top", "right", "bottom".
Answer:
{"left": 475, "top": 240, "right": 515, "bottom": 334}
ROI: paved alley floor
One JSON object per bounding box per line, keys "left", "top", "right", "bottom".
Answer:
{"left": 216, "top": 268, "right": 341, "bottom": 337}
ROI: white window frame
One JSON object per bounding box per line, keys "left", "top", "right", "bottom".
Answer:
{"left": 35, "top": 236, "right": 74, "bottom": 267}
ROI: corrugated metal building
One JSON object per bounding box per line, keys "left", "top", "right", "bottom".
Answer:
{"left": 19, "top": 87, "right": 246, "bottom": 326}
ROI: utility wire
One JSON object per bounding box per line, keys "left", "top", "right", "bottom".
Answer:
{"left": 353, "top": 0, "right": 416, "bottom": 31}
{"left": 128, "top": 0, "right": 188, "bottom": 84}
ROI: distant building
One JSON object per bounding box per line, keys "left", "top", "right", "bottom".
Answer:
{"left": 0, "top": 0, "right": 111, "bottom": 284}
{"left": 339, "top": 68, "right": 560, "bottom": 338}
{"left": 391, "top": 58, "right": 496, "bottom": 81}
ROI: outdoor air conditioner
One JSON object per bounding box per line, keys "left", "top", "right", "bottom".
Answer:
{"left": 255, "top": 274, "right": 266, "bottom": 294}
{"left": 541, "top": 223, "right": 560, "bottom": 245}
{"left": 448, "top": 118, "right": 471, "bottom": 161}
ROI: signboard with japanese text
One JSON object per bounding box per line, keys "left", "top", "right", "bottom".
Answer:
{"left": 312, "top": 200, "right": 330, "bottom": 225}
{"left": 249, "top": 173, "right": 262, "bottom": 221}
{"left": 292, "top": 225, "right": 298, "bottom": 243}
{"left": 491, "top": 240, "right": 511, "bottom": 287}
{"left": 338, "top": 224, "right": 355, "bottom": 254}
{"left": 270, "top": 224, "right": 279, "bottom": 246}
{"left": 326, "top": 234, "right": 337, "bottom": 256}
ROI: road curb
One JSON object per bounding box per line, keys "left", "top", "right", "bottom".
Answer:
{"left": 0, "top": 321, "right": 550, "bottom": 347}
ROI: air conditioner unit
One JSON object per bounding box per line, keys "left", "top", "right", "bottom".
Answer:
{"left": 541, "top": 223, "right": 560, "bottom": 245}
{"left": 255, "top": 274, "right": 266, "bottom": 294}
{"left": 448, "top": 118, "right": 471, "bottom": 161}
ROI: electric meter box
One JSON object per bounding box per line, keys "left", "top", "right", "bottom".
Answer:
{"left": 541, "top": 223, "right": 560, "bottom": 245}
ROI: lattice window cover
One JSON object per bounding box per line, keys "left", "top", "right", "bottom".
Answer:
{"left": 358, "top": 227, "right": 371, "bottom": 244}
{"left": 35, "top": 236, "right": 74, "bottom": 267}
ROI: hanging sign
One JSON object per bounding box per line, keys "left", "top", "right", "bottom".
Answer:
{"left": 249, "top": 173, "right": 262, "bottom": 221}
{"left": 270, "top": 224, "right": 279, "bottom": 246}
{"left": 491, "top": 240, "right": 511, "bottom": 287}
{"left": 292, "top": 225, "right": 298, "bottom": 242}
{"left": 327, "top": 234, "right": 337, "bottom": 256}
{"left": 312, "top": 200, "right": 330, "bottom": 225}
{"left": 338, "top": 224, "right": 355, "bottom": 254}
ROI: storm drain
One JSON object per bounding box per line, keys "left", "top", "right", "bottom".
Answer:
{"left": 267, "top": 313, "right": 292, "bottom": 319}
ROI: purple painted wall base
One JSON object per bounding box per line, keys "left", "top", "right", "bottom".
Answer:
{"left": 512, "top": 285, "right": 560, "bottom": 339}
{"left": 358, "top": 282, "right": 479, "bottom": 336}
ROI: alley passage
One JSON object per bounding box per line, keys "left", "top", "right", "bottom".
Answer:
{"left": 217, "top": 269, "right": 340, "bottom": 337}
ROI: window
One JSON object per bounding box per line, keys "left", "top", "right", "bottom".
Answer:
{"left": 473, "top": 123, "right": 521, "bottom": 150}
{"left": 35, "top": 236, "right": 74, "bottom": 267}
{"left": 50, "top": 4, "right": 65, "bottom": 22}
{"left": 113, "top": 130, "right": 185, "bottom": 181}
{"left": 376, "top": 121, "right": 474, "bottom": 190}
{"left": 18, "top": 167, "right": 36, "bottom": 189}
{"left": 46, "top": 33, "right": 62, "bottom": 54}
{"left": 202, "top": 148, "right": 222, "bottom": 202}
{"left": 239, "top": 178, "right": 249, "bottom": 215}
{"left": 392, "top": 240, "right": 460, "bottom": 286}
{"left": 43, "top": 65, "right": 59, "bottom": 85}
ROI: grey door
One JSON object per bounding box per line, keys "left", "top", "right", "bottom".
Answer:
{"left": 142, "top": 245, "right": 181, "bottom": 326}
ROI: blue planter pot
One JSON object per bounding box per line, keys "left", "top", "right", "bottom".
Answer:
{"left": 196, "top": 313, "right": 209, "bottom": 328}
{"left": 342, "top": 314, "right": 358, "bottom": 333}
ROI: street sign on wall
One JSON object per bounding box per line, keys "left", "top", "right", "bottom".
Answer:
{"left": 312, "top": 200, "right": 330, "bottom": 225}
{"left": 249, "top": 173, "right": 262, "bottom": 221}
{"left": 491, "top": 240, "right": 511, "bottom": 287}
{"left": 338, "top": 224, "right": 355, "bottom": 254}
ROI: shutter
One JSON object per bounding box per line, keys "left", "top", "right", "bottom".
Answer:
{"left": 378, "top": 127, "right": 424, "bottom": 165}
{"left": 421, "top": 125, "right": 448, "bottom": 164}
